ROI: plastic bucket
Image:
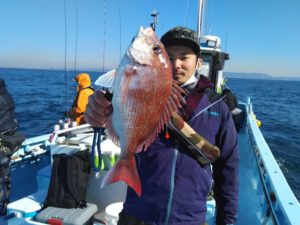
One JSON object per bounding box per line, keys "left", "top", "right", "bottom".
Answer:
{"left": 104, "top": 202, "right": 123, "bottom": 225}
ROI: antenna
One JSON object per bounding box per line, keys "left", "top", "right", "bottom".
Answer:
{"left": 150, "top": 9, "right": 159, "bottom": 31}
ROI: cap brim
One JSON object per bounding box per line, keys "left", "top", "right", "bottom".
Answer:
{"left": 163, "top": 38, "right": 200, "bottom": 55}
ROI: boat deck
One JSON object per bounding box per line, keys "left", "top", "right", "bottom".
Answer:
{"left": 4, "top": 102, "right": 300, "bottom": 224}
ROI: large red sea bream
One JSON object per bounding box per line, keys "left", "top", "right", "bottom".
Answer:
{"left": 95, "top": 27, "right": 184, "bottom": 197}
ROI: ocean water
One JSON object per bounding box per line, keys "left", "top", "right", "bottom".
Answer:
{"left": 1, "top": 68, "right": 299, "bottom": 201}
{"left": 0, "top": 68, "right": 101, "bottom": 137}
{"left": 227, "top": 77, "right": 300, "bottom": 201}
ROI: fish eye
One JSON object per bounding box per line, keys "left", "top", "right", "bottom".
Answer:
{"left": 152, "top": 45, "right": 162, "bottom": 54}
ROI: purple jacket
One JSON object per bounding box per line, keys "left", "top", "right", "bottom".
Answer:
{"left": 123, "top": 78, "right": 240, "bottom": 225}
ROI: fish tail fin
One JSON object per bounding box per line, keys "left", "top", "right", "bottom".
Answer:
{"left": 101, "top": 157, "right": 141, "bottom": 197}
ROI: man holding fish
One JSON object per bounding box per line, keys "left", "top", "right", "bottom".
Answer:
{"left": 85, "top": 26, "right": 239, "bottom": 225}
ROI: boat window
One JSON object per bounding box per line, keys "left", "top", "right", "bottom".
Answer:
{"left": 200, "top": 54, "right": 213, "bottom": 79}
{"left": 198, "top": 62, "right": 210, "bottom": 78}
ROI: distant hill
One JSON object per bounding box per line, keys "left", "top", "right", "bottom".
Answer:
{"left": 225, "top": 72, "right": 300, "bottom": 81}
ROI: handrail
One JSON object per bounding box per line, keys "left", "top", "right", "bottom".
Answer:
{"left": 246, "top": 103, "right": 300, "bottom": 225}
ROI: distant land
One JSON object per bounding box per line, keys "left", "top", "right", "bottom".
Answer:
{"left": 225, "top": 72, "right": 300, "bottom": 81}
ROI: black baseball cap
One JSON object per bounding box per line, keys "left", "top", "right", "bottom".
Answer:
{"left": 161, "top": 26, "right": 201, "bottom": 56}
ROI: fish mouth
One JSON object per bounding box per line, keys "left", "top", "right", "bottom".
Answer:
{"left": 126, "top": 26, "right": 154, "bottom": 66}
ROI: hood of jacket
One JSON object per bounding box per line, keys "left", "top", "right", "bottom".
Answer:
{"left": 75, "top": 73, "right": 91, "bottom": 89}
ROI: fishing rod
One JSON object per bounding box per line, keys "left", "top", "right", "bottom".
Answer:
{"left": 63, "top": 0, "right": 69, "bottom": 114}
{"left": 189, "top": 95, "right": 225, "bottom": 123}
{"left": 74, "top": 0, "right": 78, "bottom": 73}
{"left": 102, "top": 0, "right": 107, "bottom": 73}
{"left": 118, "top": 0, "right": 122, "bottom": 61}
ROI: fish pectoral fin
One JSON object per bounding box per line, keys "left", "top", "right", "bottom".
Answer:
{"left": 101, "top": 157, "right": 142, "bottom": 197}
{"left": 95, "top": 69, "right": 116, "bottom": 88}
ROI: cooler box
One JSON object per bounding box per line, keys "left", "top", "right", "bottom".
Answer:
{"left": 7, "top": 190, "right": 47, "bottom": 219}
{"left": 35, "top": 203, "right": 98, "bottom": 225}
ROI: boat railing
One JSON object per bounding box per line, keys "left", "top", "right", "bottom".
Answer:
{"left": 10, "top": 133, "right": 51, "bottom": 164}
{"left": 10, "top": 123, "right": 94, "bottom": 164}
{"left": 245, "top": 100, "right": 300, "bottom": 225}
{"left": 49, "top": 123, "right": 93, "bottom": 144}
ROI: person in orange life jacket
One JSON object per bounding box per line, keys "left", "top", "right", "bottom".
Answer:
{"left": 68, "top": 73, "right": 95, "bottom": 125}
{"left": 84, "top": 27, "right": 239, "bottom": 225}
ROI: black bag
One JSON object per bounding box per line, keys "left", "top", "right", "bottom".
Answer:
{"left": 43, "top": 150, "right": 91, "bottom": 209}
{"left": 0, "top": 132, "right": 25, "bottom": 157}
{"left": 222, "top": 88, "right": 245, "bottom": 131}
{"left": 222, "top": 88, "right": 238, "bottom": 111}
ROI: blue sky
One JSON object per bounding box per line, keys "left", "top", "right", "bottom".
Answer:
{"left": 0, "top": 0, "right": 299, "bottom": 77}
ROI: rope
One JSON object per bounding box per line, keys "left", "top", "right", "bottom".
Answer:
{"left": 90, "top": 128, "right": 103, "bottom": 172}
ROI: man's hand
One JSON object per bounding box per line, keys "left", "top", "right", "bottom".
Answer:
{"left": 84, "top": 90, "right": 113, "bottom": 128}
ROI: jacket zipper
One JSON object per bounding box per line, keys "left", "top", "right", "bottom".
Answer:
{"left": 164, "top": 148, "right": 178, "bottom": 225}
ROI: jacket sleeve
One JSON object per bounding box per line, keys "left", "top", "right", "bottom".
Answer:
{"left": 212, "top": 103, "right": 240, "bottom": 225}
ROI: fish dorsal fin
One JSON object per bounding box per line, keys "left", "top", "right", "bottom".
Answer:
{"left": 136, "top": 81, "right": 186, "bottom": 153}
{"left": 95, "top": 69, "right": 116, "bottom": 88}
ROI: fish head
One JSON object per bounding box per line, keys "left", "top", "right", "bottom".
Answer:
{"left": 127, "top": 27, "right": 170, "bottom": 69}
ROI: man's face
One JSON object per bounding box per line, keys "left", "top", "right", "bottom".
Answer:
{"left": 166, "top": 45, "right": 200, "bottom": 85}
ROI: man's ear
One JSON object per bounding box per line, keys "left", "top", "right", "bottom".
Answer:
{"left": 197, "top": 58, "right": 203, "bottom": 68}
